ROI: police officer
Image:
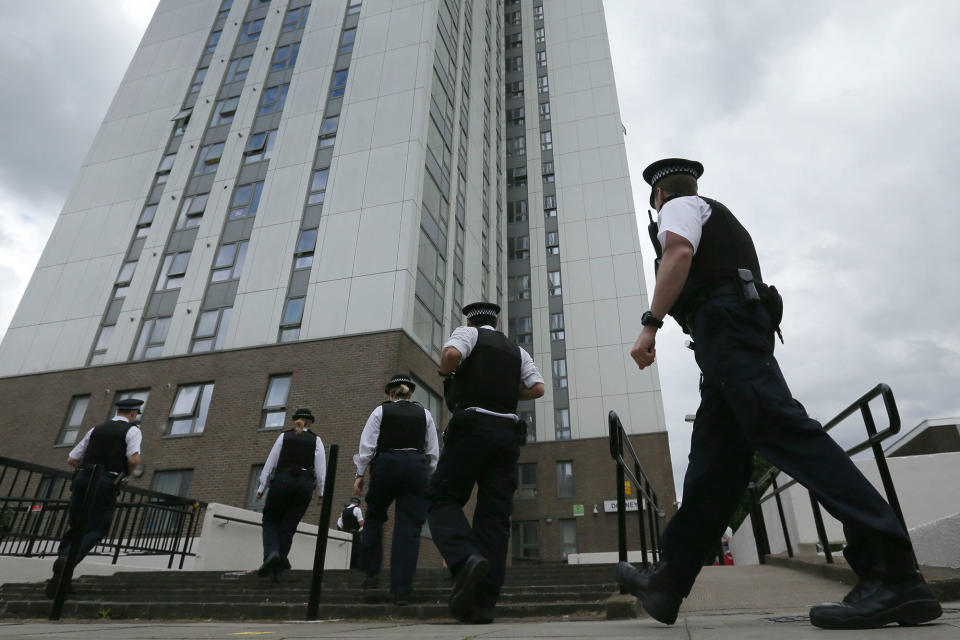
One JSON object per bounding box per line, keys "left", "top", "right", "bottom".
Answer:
{"left": 46, "top": 398, "right": 144, "bottom": 598}
{"left": 618, "top": 158, "right": 941, "bottom": 629}
{"left": 337, "top": 496, "right": 364, "bottom": 569}
{"left": 428, "top": 302, "right": 545, "bottom": 624}
{"left": 352, "top": 374, "right": 439, "bottom": 605}
{"left": 256, "top": 408, "right": 325, "bottom": 582}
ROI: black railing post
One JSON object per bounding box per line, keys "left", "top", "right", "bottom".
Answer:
{"left": 50, "top": 465, "right": 103, "bottom": 620}
{"left": 634, "top": 463, "right": 647, "bottom": 569}
{"left": 809, "top": 491, "right": 833, "bottom": 563}
{"left": 112, "top": 495, "right": 134, "bottom": 565}
{"left": 747, "top": 482, "right": 767, "bottom": 564}
{"left": 861, "top": 402, "right": 908, "bottom": 534}
{"left": 307, "top": 444, "right": 339, "bottom": 620}
{"left": 771, "top": 475, "right": 793, "bottom": 558}
{"left": 615, "top": 454, "right": 627, "bottom": 564}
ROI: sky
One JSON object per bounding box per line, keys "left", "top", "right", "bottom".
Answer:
{"left": 1, "top": 1, "right": 959, "bottom": 498}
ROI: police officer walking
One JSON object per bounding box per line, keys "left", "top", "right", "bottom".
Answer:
{"left": 256, "top": 408, "right": 325, "bottom": 582}
{"left": 337, "top": 496, "right": 364, "bottom": 569}
{"left": 618, "top": 158, "right": 941, "bottom": 629}
{"left": 46, "top": 398, "right": 144, "bottom": 598}
{"left": 353, "top": 374, "right": 439, "bottom": 605}
{"left": 428, "top": 302, "right": 545, "bottom": 624}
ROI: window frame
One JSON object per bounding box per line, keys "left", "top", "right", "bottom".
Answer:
{"left": 261, "top": 374, "right": 292, "bottom": 429}
{"left": 555, "top": 409, "right": 571, "bottom": 440}
{"left": 56, "top": 395, "right": 90, "bottom": 446}
{"left": 166, "top": 382, "right": 215, "bottom": 436}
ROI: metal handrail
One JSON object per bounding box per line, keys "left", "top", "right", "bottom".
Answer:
{"left": 748, "top": 383, "right": 905, "bottom": 565}
{"left": 608, "top": 410, "right": 665, "bottom": 576}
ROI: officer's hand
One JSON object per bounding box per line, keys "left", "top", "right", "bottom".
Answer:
{"left": 256, "top": 490, "right": 263, "bottom": 499}
{"left": 317, "top": 495, "right": 323, "bottom": 506}
{"left": 354, "top": 476, "right": 364, "bottom": 495}
{"left": 630, "top": 327, "right": 657, "bottom": 369}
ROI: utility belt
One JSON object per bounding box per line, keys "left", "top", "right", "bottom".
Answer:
{"left": 278, "top": 465, "right": 315, "bottom": 480}
{"left": 444, "top": 408, "right": 529, "bottom": 447}
{"left": 677, "top": 270, "right": 784, "bottom": 342}
{"left": 77, "top": 466, "right": 126, "bottom": 488}
{"left": 377, "top": 448, "right": 425, "bottom": 455}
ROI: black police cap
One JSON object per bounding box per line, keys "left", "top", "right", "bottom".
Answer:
{"left": 115, "top": 398, "right": 144, "bottom": 410}
{"left": 642, "top": 158, "right": 704, "bottom": 208}
{"left": 384, "top": 374, "right": 416, "bottom": 394}
{"left": 291, "top": 408, "right": 315, "bottom": 422}
{"left": 462, "top": 301, "right": 501, "bottom": 321}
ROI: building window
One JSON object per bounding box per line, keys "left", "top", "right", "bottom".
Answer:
{"left": 506, "top": 136, "right": 525, "bottom": 157}
{"left": 204, "top": 30, "right": 221, "bottom": 54}
{"left": 507, "top": 199, "right": 528, "bottom": 222}
{"left": 271, "top": 43, "right": 300, "bottom": 71}
{"left": 156, "top": 153, "right": 176, "bottom": 184}
{"left": 307, "top": 169, "right": 328, "bottom": 204}
{"left": 506, "top": 33, "right": 522, "bottom": 49}
{"left": 212, "top": 96, "right": 239, "bottom": 126}
{"left": 539, "top": 102, "right": 551, "bottom": 121}
{"left": 329, "top": 69, "right": 348, "bottom": 97}
{"left": 506, "top": 10, "right": 521, "bottom": 25}
{"left": 240, "top": 18, "right": 265, "bottom": 42}
{"left": 553, "top": 358, "right": 567, "bottom": 388}
{"left": 246, "top": 465, "right": 266, "bottom": 511}
{"left": 279, "top": 297, "right": 305, "bottom": 342}
{"left": 516, "top": 463, "right": 537, "bottom": 500}
{"left": 320, "top": 116, "right": 339, "bottom": 136}
{"left": 167, "top": 383, "right": 214, "bottom": 436}
{"left": 347, "top": 0, "right": 362, "bottom": 15}
{"left": 542, "top": 161, "right": 555, "bottom": 183}
{"left": 89, "top": 325, "right": 114, "bottom": 365}
{"left": 156, "top": 251, "right": 191, "bottom": 291}
{"left": 512, "top": 521, "right": 539, "bottom": 560}
{"left": 227, "top": 181, "right": 263, "bottom": 219}
{"left": 540, "top": 130, "right": 552, "bottom": 151}
{"left": 176, "top": 193, "right": 208, "bottom": 229}
{"left": 193, "top": 142, "right": 224, "bottom": 175}
{"left": 226, "top": 55, "right": 252, "bottom": 83}
{"left": 282, "top": 6, "right": 309, "bottom": 32}
{"left": 244, "top": 129, "right": 277, "bottom": 164}
{"left": 507, "top": 166, "right": 527, "bottom": 188}
{"left": 262, "top": 374, "right": 291, "bottom": 429}
{"left": 534, "top": 5, "right": 544, "bottom": 19}
{"left": 536, "top": 50, "right": 547, "bottom": 68}
{"left": 537, "top": 76, "right": 549, "bottom": 94}
{"left": 57, "top": 395, "right": 90, "bottom": 445}
{"left": 535, "top": 27, "right": 545, "bottom": 44}
{"left": 550, "top": 312, "right": 565, "bottom": 341}
{"left": 113, "top": 390, "right": 150, "bottom": 418}
{"left": 508, "top": 274, "right": 531, "bottom": 301}
{"left": 151, "top": 469, "right": 194, "bottom": 497}
{"left": 510, "top": 315, "right": 532, "bottom": 345}
{"left": 507, "top": 106, "right": 524, "bottom": 126}
{"left": 294, "top": 229, "right": 318, "bottom": 269}
{"left": 190, "top": 307, "right": 231, "bottom": 352}
{"left": 217, "top": 0, "right": 233, "bottom": 20}
{"left": 519, "top": 410, "right": 536, "bottom": 443}
{"left": 210, "top": 241, "right": 248, "bottom": 283}
{"left": 116, "top": 260, "right": 137, "bottom": 287}
{"left": 506, "top": 56, "right": 522, "bottom": 72}
{"left": 133, "top": 316, "right": 171, "bottom": 360}
{"left": 560, "top": 519, "right": 578, "bottom": 560}
{"left": 555, "top": 410, "right": 571, "bottom": 441}
{"left": 258, "top": 84, "right": 290, "bottom": 115}
{"left": 545, "top": 231, "right": 560, "bottom": 257}
{"left": 339, "top": 28, "right": 356, "bottom": 55}
{"left": 509, "top": 235, "right": 529, "bottom": 260}
{"left": 557, "top": 460, "right": 574, "bottom": 496}
{"left": 547, "top": 270, "right": 562, "bottom": 296}
{"left": 173, "top": 110, "right": 191, "bottom": 137}
{"left": 507, "top": 80, "right": 523, "bottom": 98}
{"left": 189, "top": 67, "right": 207, "bottom": 94}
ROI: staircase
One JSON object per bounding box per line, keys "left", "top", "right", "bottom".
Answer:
{"left": 0, "top": 564, "right": 617, "bottom": 620}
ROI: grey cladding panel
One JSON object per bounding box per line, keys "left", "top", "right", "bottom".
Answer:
{"left": 184, "top": 92, "right": 199, "bottom": 109}
{"left": 237, "top": 162, "right": 268, "bottom": 184}
{"left": 288, "top": 269, "right": 309, "bottom": 298}
{"left": 147, "top": 183, "right": 164, "bottom": 204}
{"left": 104, "top": 299, "right": 123, "bottom": 325}
{"left": 315, "top": 147, "right": 333, "bottom": 168}
{"left": 156, "top": 291, "right": 179, "bottom": 317}
{"left": 246, "top": 5, "right": 269, "bottom": 20}
{"left": 553, "top": 388, "right": 569, "bottom": 407}
{"left": 199, "top": 53, "right": 213, "bottom": 68}
{"left": 233, "top": 42, "right": 257, "bottom": 58}
{"left": 127, "top": 238, "right": 146, "bottom": 260}
{"left": 203, "top": 124, "right": 230, "bottom": 145}
{"left": 203, "top": 280, "right": 238, "bottom": 310}
{"left": 219, "top": 81, "right": 244, "bottom": 99}
{"left": 344, "top": 13, "right": 360, "bottom": 29}
{"left": 302, "top": 204, "right": 323, "bottom": 228}
{"left": 266, "top": 68, "right": 294, "bottom": 87}
{"left": 166, "top": 135, "right": 183, "bottom": 154}
{"left": 187, "top": 173, "right": 215, "bottom": 195}
{"left": 277, "top": 31, "right": 301, "bottom": 47}
{"left": 253, "top": 112, "right": 282, "bottom": 131}
{"left": 325, "top": 97, "right": 343, "bottom": 116}
{"left": 548, "top": 296, "right": 564, "bottom": 314}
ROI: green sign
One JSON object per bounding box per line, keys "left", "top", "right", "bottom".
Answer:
{"left": 572, "top": 504, "right": 584, "bottom": 517}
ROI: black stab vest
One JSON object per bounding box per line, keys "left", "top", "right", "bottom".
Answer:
{"left": 340, "top": 505, "right": 360, "bottom": 532}
{"left": 82, "top": 420, "right": 132, "bottom": 474}
{"left": 376, "top": 401, "right": 427, "bottom": 452}
{"left": 277, "top": 429, "right": 318, "bottom": 472}
{"left": 452, "top": 329, "right": 522, "bottom": 414}
{"left": 670, "top": 197, "right": 763, "bottom": 322}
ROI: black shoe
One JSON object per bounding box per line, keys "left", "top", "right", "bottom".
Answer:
{"left": 282, "top": 557, "right": 292, "bottom": 570}
{"left": 616, "top": 561, "right": 682, "bottom": 625}
{"left": 472, "top": 605, "right": 495, "bottom": 624}
{"left": 45, "top": 558, "right": 66, "bottom": 599}
{"left": 257, "top": 551, "right": 281, "bottom": 578}
{"left": 393, "top": 591, "right": 411, "bottom": 606}
{"left": 449, "top": 554, "right": 489, "bottom": 621}
{"left": 361, "top": 575, "right": 380, "bottom": 589}
{"left": 809, "top": 575, "right": 942, "bottom": 629}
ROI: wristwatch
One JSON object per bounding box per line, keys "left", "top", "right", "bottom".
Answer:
{"left": 641, "top": 311, "right": 664, "bottom": 329}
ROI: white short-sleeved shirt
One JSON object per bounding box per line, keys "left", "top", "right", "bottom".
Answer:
{"left": 68, "top": 415, "right": 142, "bottom": 463}
{"left": 258, "top": 431, "right": 326, "bottom": 496}
{"left": 352, "top": 402, "right": 440, "bottom": 476}
{"left": 442, "top": 325, "right": 545, "bottom": 421}
{"left": 337, "top": 505, "right": 364, "bottom": 530}
{"left": 657, "top": 196, "right": 712, "bottom": 254}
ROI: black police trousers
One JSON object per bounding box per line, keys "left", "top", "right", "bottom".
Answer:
{"left": 427, "top": 410, "right": 520, "bottom": 609}
{"left": 360, "top": 450, "right": 429, "bottom": 594}
{"left": 660, "top": 295, "right": 915, "bottom": 596}
{"left": 261, "top": 469, "right": 314, "bottom": 561}
{"left": 57, "top": 470, "right": 118, "bottom": 562}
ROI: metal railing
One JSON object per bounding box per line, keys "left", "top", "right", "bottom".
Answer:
{"left": 608, "top": 410, "right": 665, "bottom": 580}
{"left": 0, "top": 456, "right": 206, "bottom": 570}
{"left": 748, "top": 383, "right": 905, "bottom": 564}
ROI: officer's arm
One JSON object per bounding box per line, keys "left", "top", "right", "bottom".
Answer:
{"left": 518, "top": 382, "right": 545, "bottom": 400}
{"left": 439, "top": 346, "right": 462, "bottom": 375}
{"left": 649, "top": 232, "right": 694, "bottom": 321}
{"left": 126, "top": 453, "right": 140, "bottom": 475}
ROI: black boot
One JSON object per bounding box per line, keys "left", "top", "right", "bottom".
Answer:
{"left": 257, "top": 551, "right": 281, "bottom": 578}
{"left": 616, "top": 561, "right": 682, "bottom": 625}
{"left": 809, "top": 575, "right": 942, "bottom": 629}
{"left": 449, "top": 554, "right": 489, "bottom": 621}
{"left": 45, "top": 557, "right": 66, "bottom": 599}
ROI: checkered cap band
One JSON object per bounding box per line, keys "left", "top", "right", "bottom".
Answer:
{"left": 465, "top": 305, "right": 499, "bottom": 319}
{"left": 389, "top": 375, "right": 414, "bottom": 387}
{"left": 651, "top": 165, "right": 700, "bottom": 185}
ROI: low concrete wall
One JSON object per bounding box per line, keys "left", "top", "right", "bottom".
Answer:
{"left": 567, "top": 551, "right": 654, "bottom": 565}
{"left": 910, "top": 513, "right": 960, "bottom": 569}
{"left": 731, "top": 452, "right": 960, "bottom": 567}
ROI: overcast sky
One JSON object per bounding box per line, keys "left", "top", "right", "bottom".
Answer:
{"left": 1, "top": 1, "right": 959, "bottom": 498}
